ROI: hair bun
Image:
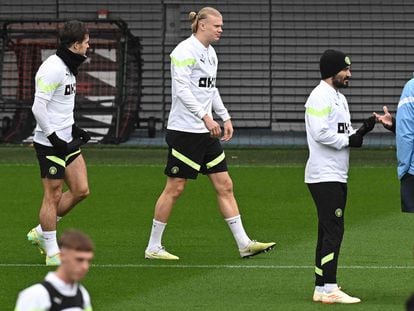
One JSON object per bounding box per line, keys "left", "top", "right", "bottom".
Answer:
{"left": 188, "top": 11, "right": 197, "bottom": 21}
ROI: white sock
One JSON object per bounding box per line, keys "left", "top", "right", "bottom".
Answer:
{"left": 43, "top": 231, "right": 60, "bottom": 257}
{"left": 146, "top": 219, "right": 167, "bottom": 251}
{"left": 225, "top": 215, "right": 250, "bottom": 249}
{"left": 35, "top": 225, "right": 43, "bottom": 235}
{"left": 315, "top": 286, "right": 324, "bottom": 293}
{"left": 324, "top": 283, "right": 339, "bottom": 293}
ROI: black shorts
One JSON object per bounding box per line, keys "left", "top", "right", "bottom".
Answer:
{"left": 34, "top": 142, "right": 81, "bottom": 179}
{"left": 164, "top": 130, "right": 228, "bottom": 179}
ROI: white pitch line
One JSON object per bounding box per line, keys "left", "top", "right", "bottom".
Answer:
{"left": 0, "top": 263, "right": 413, "bottom": 269}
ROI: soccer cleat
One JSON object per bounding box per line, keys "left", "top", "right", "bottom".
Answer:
{"left": 239, "top": 240, "right": 276, "bottom": 258}
{"left": 312, "top": 289, "right": 324, "bottom": 302}
{"left": 145, "top": 246, "right": 179, "bottom": 260}
{"left": 27, "top": 228, "right": 46, "bottom": 255}
{"left": 321, "top": 288, "right": 361, "bottom": 304}
{"left": 46, "top": 253, "right": 61, "bottom": 266}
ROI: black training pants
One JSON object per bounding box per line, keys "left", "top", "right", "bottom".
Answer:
{"left": 307, "top": 182, "right": 347, "bottom": 286}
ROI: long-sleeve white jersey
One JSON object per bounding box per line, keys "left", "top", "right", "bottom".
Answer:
{"left": 14, "top": 272, "right": 92, "bottom": 311}
{"left": 167, "top": 35, "right": 230, "bottom": 133}
{"left": 304, "top": 80, "right": 354, "bottom": 183}
{"left": 32, "top": 54, "right": 76, "bottom": 146}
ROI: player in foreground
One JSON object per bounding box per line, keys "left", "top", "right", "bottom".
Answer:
{"left": 15, "top": 229, "right": 94, "bottom": 311}
{"left": 305, "top": 49, "right": 376, "bottom": 304}
{"left": 144, "top": 7, "right": 275, "bottom": 260}
{"left": 28, "top": 20, "right": 91, "bottom": 266}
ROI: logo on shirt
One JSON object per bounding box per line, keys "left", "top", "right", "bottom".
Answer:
{"left": 200, "top": 54, "right": 216, "bottom": 65}
{"left": 337, "top": 122, "right": 350, "bottom": 134}
{"left": 199, "top": 77, "right": 216, "bottom": 88}
{"left": 64, "top": 83, "right": 76, "bottom": 95}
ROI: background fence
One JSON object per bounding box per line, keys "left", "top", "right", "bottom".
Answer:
{"left": 0, "top": 0, "right": 412, "bottom": 142}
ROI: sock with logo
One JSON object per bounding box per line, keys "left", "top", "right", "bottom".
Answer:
{"left": 225, "top": 215, "right": 250, "bottom": 249}
{"left": 146, "top": 219, "right": 167, "bottom": 251}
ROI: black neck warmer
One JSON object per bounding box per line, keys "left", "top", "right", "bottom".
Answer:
{"left": 56, "top": 45, "right": 87, "bottom": 76}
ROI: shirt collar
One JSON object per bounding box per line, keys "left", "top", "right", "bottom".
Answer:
{"left": 190, "top": 34, "right": 209, "bottom": 51}
{"left": 46, "top": 271, "right": 79, "bottom": 291}
{"left": 320, "top": 80, "right": 340, "bottom": 96}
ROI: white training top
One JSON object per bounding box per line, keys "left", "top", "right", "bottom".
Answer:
{"left": 32, "top": 54, "right": 76, "bottom": 146}
{"left": 167, "top": 34, "right": 230, "bottom": 133}
{"left": 304, "top": 80, "right": 355, "bottom": 183}
{"left": 14, "top": 272, "right": 92, "bottom": 311}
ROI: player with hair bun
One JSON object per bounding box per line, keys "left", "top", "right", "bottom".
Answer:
{"left": 144, "top": 7, "right": 275, "bottom": 260}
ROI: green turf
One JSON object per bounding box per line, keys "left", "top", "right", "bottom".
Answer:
{"left": 0, "top": 146, "right": 412, "bottom": 310}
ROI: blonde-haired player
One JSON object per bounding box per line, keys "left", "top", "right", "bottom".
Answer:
{"left": 144, "top": 7, "right": 275, "bottom": 260}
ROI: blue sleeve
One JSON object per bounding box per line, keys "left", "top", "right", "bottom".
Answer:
{"left": 396, "top": 79, "right": 414, "bottom": 179}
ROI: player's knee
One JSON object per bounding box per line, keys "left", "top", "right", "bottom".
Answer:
{"left": 74, "top": 186, "right": 90, "bottom": 201}
{"left": 170, "top": 185, "right": 185, "bottom": 199}
{"left": 165, "top": 182, "right": 185, "bottom": 200}
{"left": 217, "top": 178, "right": 234, "bottom": 196}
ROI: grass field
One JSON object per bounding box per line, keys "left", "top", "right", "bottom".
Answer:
{"left": 0, "top": 145, "right": 412, "bottom": 310}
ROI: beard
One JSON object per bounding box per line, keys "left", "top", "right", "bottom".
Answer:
{"left": 332, "top": 75, "right": 350, "bottom": 89}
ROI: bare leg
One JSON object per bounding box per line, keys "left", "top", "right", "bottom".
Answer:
{"left": 39, "top": 179, "right": 64, "bottom": 231}
{"left": 57, "top": 154, "right": 89, "bottom": 217}
{"left": 208, "top": 171, "right": 240, "bottom": 218}
{"left": 154, "top": 177, "right": 186, "bottom": 222}
{"left": 209, "top": 171, "right": 250, "bottom": 249}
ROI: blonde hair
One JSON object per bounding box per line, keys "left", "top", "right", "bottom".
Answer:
{"left": 189, "top": 7, "right": 222, "bottom": 33}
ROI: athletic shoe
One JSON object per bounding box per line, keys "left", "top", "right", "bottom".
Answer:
{"left": 312, "top": 289, "right": 324, "bottom": 302}
{"left": 46, "top": 253, "right": 61, "bottom": 266}
{"left": 239, "top": 240, "right": 276, "bottom": 258}
{"left": 145, "top": 246, "right": 179, "bottom": 260}
{"left": 27, "top": 228, "right": 46, "bottom": 255}
{"left": 321, "top": 288, "right": 361, "bottom": 304}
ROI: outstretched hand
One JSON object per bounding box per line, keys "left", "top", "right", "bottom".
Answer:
{"left": 373, "top": 106, "right": 395, "bottom": 132}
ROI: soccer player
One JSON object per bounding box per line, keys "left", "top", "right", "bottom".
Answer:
{"left": 27, "top": 20, "right": 91, "bottom": 266}
{"left": 376, "top": 78, "right": 414, "bottom": 213}
{"left": 144, "top": 7, "right": 275, "bottom": 260}
{"left": 305, "top": 49, "right": 376, "bottom": 304}
{"left": 15, "top": 229, "right": 94, "bottom": 311}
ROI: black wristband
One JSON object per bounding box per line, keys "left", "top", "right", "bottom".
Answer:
{"left": 348, "top": 133, "right": 363, "bottom": 148}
